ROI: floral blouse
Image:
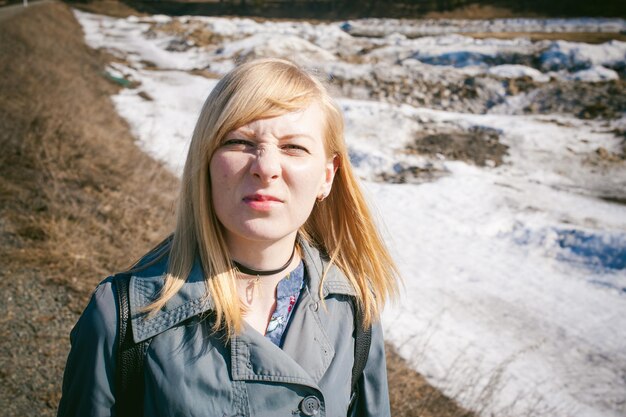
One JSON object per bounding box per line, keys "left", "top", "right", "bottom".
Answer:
{"left": 264, "top": 261, "right": 305, "bottom": 347}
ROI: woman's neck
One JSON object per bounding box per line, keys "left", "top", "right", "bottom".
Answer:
{"left": 226, "top": 232, "right": 300, "bottom": 273}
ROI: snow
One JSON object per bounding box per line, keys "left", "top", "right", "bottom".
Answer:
{"left": 343, "top": 17, "right": 626, "bottom": 37}
{"left": 569, "top": 65, "right": 620, "bottom": 82}
{"left": 74, "top": 9, "right": 626, "bottom": 417}
{"left": 106, "top": 64, "right": 218, "bottom": 175}
{"left": 76, "top": 12, "right": 211, "bottom": 70}
{"left": 539, "top": 40, "right": 626, "bottom": 72}
{"left": 487, "top": 65, "right": 550, "bottom": 82}
{"left": 216, "top": 33, "right": 338, "bottom": 64}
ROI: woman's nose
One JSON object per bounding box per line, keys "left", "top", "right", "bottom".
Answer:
{"left": 250, "top": 144, "right": 281, "bottom": 182}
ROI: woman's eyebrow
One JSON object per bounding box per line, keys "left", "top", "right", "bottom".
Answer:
{"left": 279, "top": 133, "right": 315, "bottom": 141}
{"left": 229, "top": 128, "right": 255, "bottom": 138}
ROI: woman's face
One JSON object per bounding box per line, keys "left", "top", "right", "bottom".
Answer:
{"left": 209, "top": 102, "right": 336, "bottom": 248}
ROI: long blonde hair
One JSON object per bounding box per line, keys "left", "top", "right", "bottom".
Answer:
{"left": 143, "top": 58, "right": 399, "bottom": 335}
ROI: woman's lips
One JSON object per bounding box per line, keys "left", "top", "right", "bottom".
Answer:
{"left": 242, "top": 194, "right": 282, "bottom": 210}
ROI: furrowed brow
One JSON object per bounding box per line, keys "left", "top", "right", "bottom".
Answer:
{"left": 229, "top": 128, "right": 255, "bottom": 138}
{"left": 279, "top": 133, "right": 316, "bottom": 141}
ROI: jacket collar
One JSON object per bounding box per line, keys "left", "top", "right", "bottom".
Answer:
{"left": 298, "top": 237, "right": 357, "bottom": 300}
{"left": 128, "top": 238, "right": 355, "bottom": 343}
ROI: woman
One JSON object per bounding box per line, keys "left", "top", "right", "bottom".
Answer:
{"left": 58, "top": 58, "right": 400, "bottom": 417}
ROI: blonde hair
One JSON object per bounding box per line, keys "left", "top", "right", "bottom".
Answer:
{"left": 143, "top": 58, "right": 399, "bottom": 335}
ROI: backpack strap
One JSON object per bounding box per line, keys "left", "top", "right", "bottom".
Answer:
{"left": 348, "top": 301, "right": 372, "bottom": 414}
{"left": 114, "top": 273, "right": 150, "bottom": 417}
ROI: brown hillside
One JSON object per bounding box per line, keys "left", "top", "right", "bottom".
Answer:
{"left": 0, "top": 2, "right": 472, "bottom": 416}
{"left": 0, "top": 2, "right": 178, "bottom": 414}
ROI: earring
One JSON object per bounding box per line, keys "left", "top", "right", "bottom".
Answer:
{"left": 317, "top": 192, "right": 328, "bottom": 202}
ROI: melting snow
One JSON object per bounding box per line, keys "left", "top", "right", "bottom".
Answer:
{"left": 74, "top": 9, "right": 626, "bottom": 417}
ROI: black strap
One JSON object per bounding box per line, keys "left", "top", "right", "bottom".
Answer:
{"left": 113, "top": 273, "right": 371, "bottom": 416}
{"left": 348, "top": 302, "right": 372, "bottom": 414}
{"left": 114, "top": 273, "right": 150, "bottom": 417}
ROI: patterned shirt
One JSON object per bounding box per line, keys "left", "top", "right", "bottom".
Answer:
{"left": 264, "top": 261, "right": 305, "bottom": 347}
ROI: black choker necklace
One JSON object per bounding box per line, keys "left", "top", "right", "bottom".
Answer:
{"left": 232, "top": 245, "right": 297, "bottom": 276}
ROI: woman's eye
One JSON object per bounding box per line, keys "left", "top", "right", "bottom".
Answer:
{"left": 281, "top": 144, "right": 309, "bottom": 154}
{"left": 223, "top": 139, "right": 254, "bottom": 148}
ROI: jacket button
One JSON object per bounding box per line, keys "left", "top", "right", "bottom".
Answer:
{"left": 299, "top": 395, "right": 321, "bottom": 416}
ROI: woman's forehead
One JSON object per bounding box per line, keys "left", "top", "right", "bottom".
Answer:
{"left": 232, "top": 103, "right": 325, "bottom": 140}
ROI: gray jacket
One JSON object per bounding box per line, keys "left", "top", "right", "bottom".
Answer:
{"left": 57, "top": 240, "right": 391, "bottom": 417}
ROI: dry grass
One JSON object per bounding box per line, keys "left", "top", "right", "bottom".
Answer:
{"left": 0, "top": 0, "right": 177, "bottom": 300}
{"left": 0, "top": 2, "right": 473, "bottom": 416}
{"left": 387, "top": 343, "right": 475, "bottom": 417}
{"left": 464, "top": 31, "right": 626, "bottom": 44}
{"left": 67, "top": 0, "right": 145, "bottom": 17}
{"left": 423, "top": 4, "right": 540, "bottom": 19}
{"left": 0, "top": 2, "right": 176, "bottom": 414}
{"left": 147, "top": 18, "right": 226, "bottom": 48}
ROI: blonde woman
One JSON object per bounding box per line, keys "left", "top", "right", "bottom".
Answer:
{"left": 58, "top": 58, "right": 400, "bottom": 417}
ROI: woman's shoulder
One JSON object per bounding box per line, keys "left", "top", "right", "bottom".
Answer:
{"left": 70, "top": 276, "right": 119, "bottom": 347}
{"left": 58, "top": 278, "right": 119, "bottom": 416}
{"left": 71, "top": 239, "right": 174, "bottom": 342}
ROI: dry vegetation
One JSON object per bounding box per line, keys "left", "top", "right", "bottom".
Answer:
{"left": 387, "top": 344, "right": 475, "bottom": 417}
{"left": 66, "top": 0, "right": 146, "bottom": 17}
{"left": 463, "top": 31, "right": 626, "bottom": 44}
{"left": 422, "top": 3, "right": 536, "bottom": 19}
{"left": 0, "top": 0, "right": 178, "bottom": 298}
{"left": 0, "top": 2, "right": 473, "bottom": 416}
{"left": 0, "top": 2, "right": 177, "bottom": 414}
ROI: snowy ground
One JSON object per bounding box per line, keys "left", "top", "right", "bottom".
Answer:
{"left": 75, "top": 10, "right": 626, "bottom": 417}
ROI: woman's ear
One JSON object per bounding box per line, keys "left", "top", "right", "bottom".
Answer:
{"left": 320, "top": 154, "right": 339, "bottom": 199}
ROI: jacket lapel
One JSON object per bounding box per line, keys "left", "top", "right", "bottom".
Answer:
{"left": 230, "top": 240, "right": 356, "bottom": 387}
{"left": 280, "top": 289, "right": 335, "bottom": 383}
{"left": 128, "top": 237, "right": 357, "bottom": 388}
{"left": 129, "top": 257, "right": 213, "bottom": 343}
{"left": 281, "top": 239, "right": 355, "bottom": 383}
{"left": 230, "top": 323, "right": 320, "bottom": 388}
{"left": 229, "top": 287, "right": 335, "bottom": 389}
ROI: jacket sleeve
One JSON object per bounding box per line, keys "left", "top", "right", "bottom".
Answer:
{"left": 57, "top": 278, "right": 118, "bottom": 417}
{"left": 353, "top": 320, "right": 391, "bottom": 417}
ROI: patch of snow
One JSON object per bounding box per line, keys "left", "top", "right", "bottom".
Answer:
{"left": 109, "top": 64, "right": 218, "bottom": 176}
{"left": 568, "top": 65, "right": 620, "bottom": 82}
{"left": 343, "top": 17, "right": 626, "bottom": 38}
{"left": 215, "top": 33, "right": 337, "bottom": 64}
{"left": 539, "top": 40, "right": 626, "bottom": 72}
{"left": 488, "top": 64, "right": 550, "bottom": 82}
{"left": 73, "top": 9, "right": 626, "bottom": 417}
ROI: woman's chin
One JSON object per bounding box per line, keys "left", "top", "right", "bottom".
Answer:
{"left": 227, "top": 224, "right": 299, "bottom": 246}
